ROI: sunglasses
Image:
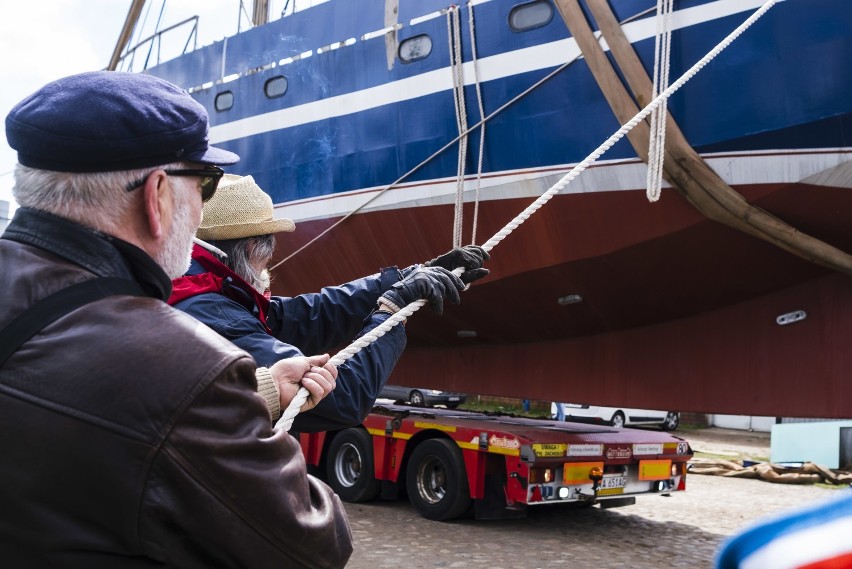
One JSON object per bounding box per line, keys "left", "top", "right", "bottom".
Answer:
{"left": 125, "top": 166, "right": 225, "bottom": 202}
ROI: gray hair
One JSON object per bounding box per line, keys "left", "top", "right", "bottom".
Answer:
{"left": 211, "top": 234, "right": 276, "bottom": 294}
{"left": 12, "top": 162, "right": 185, "bottom": 233}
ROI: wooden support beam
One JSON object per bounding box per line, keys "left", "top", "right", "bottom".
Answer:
{"left": 552, "top": 0, "right": 852, "bottom": 275}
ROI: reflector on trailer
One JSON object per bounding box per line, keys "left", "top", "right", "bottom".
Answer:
{"left": 563, "top": 461, "right": 604, "bottom": 484}
{"left": 638, "top": 459, "right": 672, "bottom": 481}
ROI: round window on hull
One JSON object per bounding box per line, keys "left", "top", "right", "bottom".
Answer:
{"left": 399, "top": 34, "right": 433, "bottom": 63}
{"left": 509, "top": 0, "right": 554, "bottom": 32}
{"left": 265, "top": 76, "right": 288, "bottom": 99}
{"left": 215, "top": 91, "right": 234, "bottom": 112}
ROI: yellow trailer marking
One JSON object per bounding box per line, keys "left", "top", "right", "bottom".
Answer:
{"left": 533, "top": 443, "right": 567, "bottom": 457}
{"left": 638, "top": 459, "right": 672, "bottom": 481}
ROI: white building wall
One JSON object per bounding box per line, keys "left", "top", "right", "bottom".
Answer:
{"left": 707, "top": 415, "right": 777, "bottom": 432}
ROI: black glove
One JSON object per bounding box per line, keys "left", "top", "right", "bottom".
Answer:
{"left": 380, "top": 266, "right": 466, "bottom": 315}
{"left": 425, "top": 245, "right": 490, "bottom": 285}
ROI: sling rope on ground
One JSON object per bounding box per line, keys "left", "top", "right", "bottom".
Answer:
{"left": 275, "top": 0, "right": 779, "bottom": 431}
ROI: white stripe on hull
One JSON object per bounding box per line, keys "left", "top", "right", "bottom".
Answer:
{"left": 274, "top": 148, "right": 851, "bottom": 223}
{"left": 212, "top": 0, "right": 776, "bottom": 144}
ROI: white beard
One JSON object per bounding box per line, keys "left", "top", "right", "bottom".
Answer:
{"left": 154, "top": 184, "right": 196, "bottom": 279}
{"left": 252, "top": 268, "right": 271, "bottom": 295}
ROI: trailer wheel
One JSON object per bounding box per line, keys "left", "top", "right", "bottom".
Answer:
{"left": 406, "top": 439, "right": 471, "bottom": 520}
{"left": 326, "top": 428, "right": 380, "bottom": 503}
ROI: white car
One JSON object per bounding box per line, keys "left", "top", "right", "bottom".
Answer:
{"left": 551, "top": 403, "right": 680, "bottom": 431}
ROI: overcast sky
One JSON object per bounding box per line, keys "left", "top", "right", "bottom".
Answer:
{"left": 0, "top": 0, "right": 299, "bottom": 219}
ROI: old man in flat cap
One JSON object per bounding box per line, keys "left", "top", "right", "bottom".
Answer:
{"left": 0, "top": 71, "right": 350, "bottom": 568}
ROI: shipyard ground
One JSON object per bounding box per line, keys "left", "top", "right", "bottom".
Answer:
{"left": 342, "top": 428, "right": 842, "bottom": 568}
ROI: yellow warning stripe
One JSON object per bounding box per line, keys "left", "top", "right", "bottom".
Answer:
{"left": 413, "top": 421, "right": 457, "bottom": 432}
{"left": 366, "top": 428, "right": 413, "bottom": 440}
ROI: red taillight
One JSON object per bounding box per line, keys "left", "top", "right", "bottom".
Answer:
{"left": 529, "top": 468, "right": 554, "bottom": 484}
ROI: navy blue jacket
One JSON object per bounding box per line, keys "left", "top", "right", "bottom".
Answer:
{"left": 173, "top": 255, "right": 407, "bottom": 432}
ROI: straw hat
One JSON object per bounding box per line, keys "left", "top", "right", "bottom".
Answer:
{"left": 196, "top": 174, "right": 295, "bottom": 240}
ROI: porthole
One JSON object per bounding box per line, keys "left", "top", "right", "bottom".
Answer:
{"left": 509, "top": 0, "right": 554, "bottom": 32}
{"left": 215, "top": 91, "right": 234, "bottom": 112}
{"left": 399, "top": 34, "right": 433, "bottom": 63}
{"left": 265, "top": 76, "right": 288, "bottom": 98}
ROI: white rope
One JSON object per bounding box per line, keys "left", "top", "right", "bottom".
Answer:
{"left": 468, "top": 0, "right": 486, "bottom": 245}
{"left": 274, "top": 0, "right": 779, "bottom": 432}
{"left": 646, "top": 0, "right": 674, "bottom": 202}
{"left": 448, "top": 6, "right": 468, "bottom": 248}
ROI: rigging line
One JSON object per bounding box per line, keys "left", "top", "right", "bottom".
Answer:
{"left": 275, "top": 0, "right": 779, "bottom": 432}
{"left": 269, "top": 6, "right": 654, "bottom": 272}
{"left": 143, "top": 0, "right": 168, "bottom": 71}
{"left": 124, "top": 0, "right": 155, "bottom": 71}
{"left": 122, "top": 0, "right": 154, "bottom": 71}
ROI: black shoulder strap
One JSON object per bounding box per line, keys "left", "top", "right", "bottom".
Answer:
{"left": 0, "top": 277, "right": 146, "bottom": 369}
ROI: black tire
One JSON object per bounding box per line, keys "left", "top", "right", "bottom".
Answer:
{"left": 609, "top": 411, "right": 626, "bottom": 429}
{"left": 325, "top": 428, "right": 381, "bottom": 503}
{"left": 409, "top": 390, "right": 425, "bottom": 406}
{"left": 406, "top": 438, "right": 471, "bottom": 521}
{"left": 662, "top": 412, "right": 680, "bottom": 431}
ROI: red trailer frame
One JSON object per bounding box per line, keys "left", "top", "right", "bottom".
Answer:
{"left": 300, "top": 403, "right": 692, "bottom": 520}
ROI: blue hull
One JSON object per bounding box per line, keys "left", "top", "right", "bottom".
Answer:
{"left": 146, "top": 0, "right": 851, "bottom": 206}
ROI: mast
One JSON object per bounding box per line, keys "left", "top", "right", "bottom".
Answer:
{"left": 108, "top": 0, "right": 147, "bottom": 71}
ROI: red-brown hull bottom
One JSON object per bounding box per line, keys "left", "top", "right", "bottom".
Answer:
{"left": 272, "top": 181, "right": 852, "bottom": 417}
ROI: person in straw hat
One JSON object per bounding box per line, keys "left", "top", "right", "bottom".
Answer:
{"left": 170, "top": 174, "right": 489, "bottom": 431}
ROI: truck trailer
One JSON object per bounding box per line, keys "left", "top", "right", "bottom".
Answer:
{"left": 299, "top": 403, "right": 693, "bottom": 520}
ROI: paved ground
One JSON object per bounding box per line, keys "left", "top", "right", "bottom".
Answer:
{"left": 341, "top": 428, "right": 845, "bottom": 568}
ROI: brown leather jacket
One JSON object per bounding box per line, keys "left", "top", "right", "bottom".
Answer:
{"left": 0, "top": 208, "right": 352, "bottom": 568}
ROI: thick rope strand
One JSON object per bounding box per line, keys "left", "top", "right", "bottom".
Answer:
{"left": 449, "top": 6, "right": 468, "bottom": 248}
{"left": 646, "top": 0, "right": 674, "bottom": 202}
{"left": 468, "top": 0, "right": 486, "bottom": 245}
{"left": 275, "top": 0, "right": 778, "bottom": 432}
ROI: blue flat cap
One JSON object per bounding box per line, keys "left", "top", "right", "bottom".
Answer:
{"left": 5, "top": 71, "right": 239, "bottom": 172}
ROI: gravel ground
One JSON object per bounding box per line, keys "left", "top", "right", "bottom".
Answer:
{"left": 340, "top": 427, "right": 846, "bottom": 569}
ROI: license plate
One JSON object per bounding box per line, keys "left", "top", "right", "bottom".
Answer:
{"left": 600, "top": 476, "right": 627, "bottom": 489}
{"left": 448, "top": 396, "right": 460, "bottom": 401}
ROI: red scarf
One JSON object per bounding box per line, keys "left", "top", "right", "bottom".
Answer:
{"left": 169, "top": 244, "right": 271, "bottom": 332}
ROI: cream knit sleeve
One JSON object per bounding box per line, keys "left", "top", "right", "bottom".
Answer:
{"left": 255, "top": 367, "right": 281, "bottom": 421}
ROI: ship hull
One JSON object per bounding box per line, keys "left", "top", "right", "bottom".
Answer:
{"left": 273, "top": 153, "right": 852, "bottom": 417}
{"left": 141, "top": 0, "right": 852, "bottom": 416}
